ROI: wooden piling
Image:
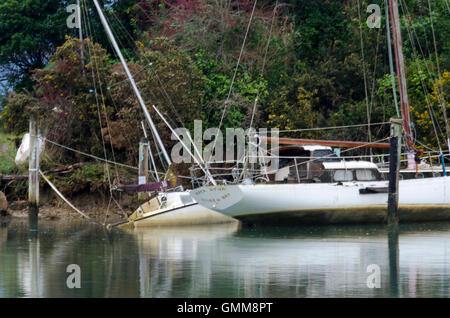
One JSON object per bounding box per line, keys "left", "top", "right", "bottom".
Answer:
{"left": 138, "top": 139, "right": 149, "bottom": 201}
{"left": 28, "top": 110, "right": 40, "bottom": 218}
{"left": 387, "top": 118, "right": 402, "bottom": 225}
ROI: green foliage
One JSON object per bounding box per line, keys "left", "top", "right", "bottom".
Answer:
{"left": 266, "top": 83, "right": 321, "bottom": 138}
{"left": 194, "top": 49, "right": 268, "bottom": 129}
{"left": 0, "top": 0, "right": 69, "bottom": 91}
{"left": 0, "top": 92, "right": 34, "bottom": 134}
{"left": 109, "top": 37, "right": 207, "bottom": 154}
{"left": 50, "top": 163, "right": 108, "bottom": 196}
{"left": 286, "top": 0, "right": 352, "bottom": 63}
{"left": 411, "top": 70, "right": 450, "bottom": 148}
{"left": 0, "top": 131, "right": 17, "bottom": 174}
{"left": 31, "top": 37, "right": 112, "bottom": 161}
{"left": 0, "top": 0, "right": 449, "bottom": 179}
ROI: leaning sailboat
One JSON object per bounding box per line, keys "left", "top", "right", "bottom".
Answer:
{"left": 90, "top": 0, "right": 235, "bottom": 228}
{"left": 190, "top": 0, "right": 450, "bottom": 224}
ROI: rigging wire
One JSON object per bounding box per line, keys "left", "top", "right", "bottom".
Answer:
{"left": 240, "top": 1, "right": 278, "bottom": 180}
{"left": 368, "top": 12, "right": 386, "bottom": 140}
{"left": 40, "top": 136, "right": 138, "bottom": 170}
{"left": 81, "top": 1, "right": 115, "bottom": 186}
{"left": 249, "top": 1, "right": 278, "bottom": 129}
{"left": 92, "top": 2, "right": 161, "bottom": 171}
{"left": 105, "top": 5, "right": 197, "bottom": 175}
{"left": 81, "top": 0, "right": 127, "bottom": 217}
{"left": 210, "top": 0, "right": 258, "bottom": 156}
{"left": 427, "top": 0, "right": 450, "bottom": 148}
{"left": 232, "top": 136, "right": 392, "bottom": 182}
{"left": 276, "top": 121, "right": 390, "bottom": 133}
{"left": 106, "top": 62, "right": 154, "bottom": 89}
{"left": 400, "top": 0, "right": 444, "bottom": 98}
{"left": 357, "top": 0, "right": 373, "bottom": 157}
{"left": 398, "top": 0, "right": 444, "bottom": 152}
{"left": 107, "top": 7, "right": 188, "bottom": 129}
{"left": 384, "top": 0, "right": 400, "bottom": 117}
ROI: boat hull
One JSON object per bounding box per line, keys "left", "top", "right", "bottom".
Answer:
{"left": 130, "top": 203, "right": 236, "bottom": 228}
{"left": 117, "top": 191, "right": 237, "bottom": 228}
{"left": 191, "top": 177, "right": 450, "bottom": 224}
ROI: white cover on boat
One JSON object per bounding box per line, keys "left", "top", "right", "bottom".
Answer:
{"left": 14, "top": 133, "right": 45, "bottom": 165}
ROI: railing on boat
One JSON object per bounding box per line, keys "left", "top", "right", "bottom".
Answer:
{"left": 185, "top": 150, "right": 450, "bottom": 187}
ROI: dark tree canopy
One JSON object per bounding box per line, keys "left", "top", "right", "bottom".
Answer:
{"left": 0, "top": 0, "right": 72, "bottom": 90}
{"left": 0, "top": 0, "right": 449, "bottom": 163}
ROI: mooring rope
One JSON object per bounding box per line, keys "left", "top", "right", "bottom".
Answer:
{"left": 40, "top": 136, "right": 138, "bottom": 170}
{"left": 39, "top": 170, "right": 90, "bottom": 219}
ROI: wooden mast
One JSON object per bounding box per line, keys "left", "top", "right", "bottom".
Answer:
{"left": 388, "top": 0, "right": 413, "bottom": 148}
{"left": 387, "top": 0, "right": 409, "bottom": 225}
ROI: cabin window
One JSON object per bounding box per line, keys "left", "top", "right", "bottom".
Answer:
{"left": 313, "top": 150, "right": 340, "bottom": 162}
{"left": 333, "top": 170, "right": 353, "bottom": 182}
{"left": 355, "top": 169, "right": 377, "bottom": 181}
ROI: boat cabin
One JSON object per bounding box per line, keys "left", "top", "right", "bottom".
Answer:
{"left": 267, "top": 145, "right": 383, "bottom": 183}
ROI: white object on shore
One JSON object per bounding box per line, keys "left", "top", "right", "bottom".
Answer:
{"left": 15, "top": 133, "right": 45, "bottom": 165}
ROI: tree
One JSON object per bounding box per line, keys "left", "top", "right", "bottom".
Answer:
{"left": 30, "top": 36, "right": 112, "bottom": 162}
{"left": 0, "top": 0, "right": 71, "bottom": 91}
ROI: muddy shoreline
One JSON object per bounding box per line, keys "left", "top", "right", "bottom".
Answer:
{"left": 3, "top": 204, "right": 126, "bottom": 224}
{"left": 1, "top": 191, "right": 135, "bottom": 225}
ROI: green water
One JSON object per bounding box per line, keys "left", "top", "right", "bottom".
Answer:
{"left": 0, "top": 218, "right": 449, "bottom": 298}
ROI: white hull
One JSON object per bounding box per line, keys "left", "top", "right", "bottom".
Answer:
{"left": 118, "top": 191, "right": 237, "bottom": 228}
{"left": 191, "top": 177, "right": 450, "bottom": 224}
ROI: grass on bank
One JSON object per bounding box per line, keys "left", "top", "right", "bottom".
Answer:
{"left": 0, "top": 131, "right": 18, "bottom": 174}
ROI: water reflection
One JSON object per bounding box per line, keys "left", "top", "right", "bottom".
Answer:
{"left": 0, "top": 220, "right": 140, "bottom": 297}
{"left": 388, "top": 225, "right": 400, "bottom": 297}
{"left": 0, "top": 219, "right": 449, "bottom": 298}
{"left": 131, "top": 223, "right": 450, "bottom": 297}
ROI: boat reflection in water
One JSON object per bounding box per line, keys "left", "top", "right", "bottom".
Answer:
{"left": 0, "top": 219, "right": 449, "bottom": 297}
{"left": 130, "top": 222, "right": 450, "bottom": 298}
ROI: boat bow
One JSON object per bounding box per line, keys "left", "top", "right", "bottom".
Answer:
{"left": 191, "top": 185, "right": 244, "bottom": 213}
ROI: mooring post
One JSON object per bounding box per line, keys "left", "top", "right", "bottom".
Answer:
{"left": 138, "top": 138, "right": 149, "bottom": 201}
{"left": 28, "top": 110, "right": 40, "bottom": 220}
{"left": 387, "top": 118, "right": 402, "bottom": 225}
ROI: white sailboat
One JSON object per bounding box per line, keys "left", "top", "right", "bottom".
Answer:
{"left": 115, "top": 191, "right": 235, "bottom": 228}
{"left": 190, "top": 0, "right": 450, "bottom": 224}
{"left": 190, "top": 175, "right": 450, "bottom": 224}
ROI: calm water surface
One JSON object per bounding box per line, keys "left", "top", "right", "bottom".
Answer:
{"left": 0, "top": 217, "right": 449, "bottom": 298}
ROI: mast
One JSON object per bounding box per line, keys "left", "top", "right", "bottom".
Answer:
{"left": 92, "top": 0, "right": 172, "bottom": 166}
{"left": 77, "top": 0, "right": 85, "bottom": 72}
{"left": 387, "top": 0, "right": 408, "bottom": 225}
{"left": 388, "top": 0, "right": 413, "bottom": 148}
{"left": 384, "top": 0, "right": 400, "bottom": 118}
{"left": 153, "top": 106, "right": 217, "bottom": 186}
{"left": 77, "top": 0, "right": 83, "bottom": 44}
